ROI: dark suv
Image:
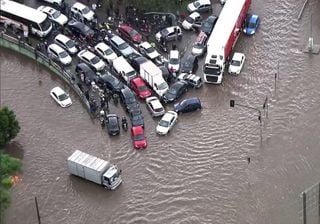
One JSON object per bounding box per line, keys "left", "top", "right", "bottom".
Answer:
{"left": 174, "top": 97, "right": 202, "bottom": 114}
{"left": 106, "top": 114, "right": 120, "bottom": 136}
{"left": 66, "top": 20, "right": 94, "bottom": 39}
{"left": 119, "top": 86, "right": 139, "bottom": 113}
{"left": 75, "top": 63, "right": 96, "bottom": 83}
{"left": 97, "top": 73, "right": 124, "bottom": 94}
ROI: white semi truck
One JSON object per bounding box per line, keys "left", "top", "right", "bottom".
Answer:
{"left": 67, "top": 150, "right": 122, "bottom": 190}
{"left": 139, "top": 60, "right": 168, "bottom": 97}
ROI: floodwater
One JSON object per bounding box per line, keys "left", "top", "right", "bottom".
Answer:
{"left": 2, "top": 0, "right": 320, "bottom": 223}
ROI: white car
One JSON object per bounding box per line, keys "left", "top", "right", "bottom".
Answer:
{"left": 37, "top": 6, "right": 68, "bottom": 26}
{"left": 47, "top": 44, "right": 72, "bottom": 65}
{"left": 155, "top": 26, "right": 182, "bottom": 43}
{"left": 70, "top": 2, "right": 95, "bottom": 22}
{"left": 146, "top": 96, "right": 165, "bottom": 117}
{"left": 77, "top": 49, "right": 106, "bottom": 71}
{"left": 54, "top": 34, "right": 78, "bottom": 55}
{"left": 138, "top": 42, "right": 160, "bottom": 60}
{"left": 94, "top": 42, "right": 117, "bottom": 64}
{"left": 40, "top": 0, "right": 64, "bottom": 7}
{"left": 156, "top": 111, "right": 178, "bottom": 135}
{"left": 168, "top": 50, "right": 180, "bottom": 72}
{"left": 50, "top": 87, "right": 72, "bottom": 107}
{"left": 228, "top": 52, "right": 245, "bottom": 75}
{"left": 187, "top": 0, "right": 212, "bottom": 13}
{"left": 182, "top": 12, "right": 201, "bottom": 30}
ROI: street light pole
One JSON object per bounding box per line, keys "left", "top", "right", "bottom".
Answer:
{"left": 230, "top": 100, "right": 263, "bottom": 144}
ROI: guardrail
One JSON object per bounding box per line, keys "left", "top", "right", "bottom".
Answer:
{"left": 0, "top": 32, "right": 90, "bottom": 111}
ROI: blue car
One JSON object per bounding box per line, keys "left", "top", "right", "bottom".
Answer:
{"left": 243, "top": 14, "right": 260, "bottom": 35}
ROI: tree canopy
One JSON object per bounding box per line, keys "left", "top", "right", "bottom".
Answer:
{"left": 0, "top": 107, "right": 20, "bottom": 148}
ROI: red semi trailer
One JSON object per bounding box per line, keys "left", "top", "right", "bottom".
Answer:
{"left": 203, "top": 0, "right": 251, "bottom": 84}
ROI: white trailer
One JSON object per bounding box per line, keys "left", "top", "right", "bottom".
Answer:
{"left": 139, "top": 60, "right": 168, "bottom": 97}
{"left": 67, "top": 150, "right": 122, "bottom": 190}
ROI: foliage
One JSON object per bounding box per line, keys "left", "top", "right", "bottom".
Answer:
{"left": 0, "top": 107, "right": 20, "bottom": 148}
{"left": 129, "top": 0, "right": 189, "bottom": 13}
{"left": 0, "top": 153, "right": 22, "bottom": 175}
{"left": 1, "top": 177, "right": 13, "bottom": 189}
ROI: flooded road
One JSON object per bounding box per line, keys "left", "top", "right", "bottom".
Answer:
{"left": 2, "top": 0, "right": 320, "bottom": 223}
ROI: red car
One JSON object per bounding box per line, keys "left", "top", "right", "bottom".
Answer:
{"left": 118, "top": 24, "right": 142, "bottom": 44}
{"left": 130, "top": 77, "right": 152, "bottom": 99}
{"left": 131, "top": 126, "right": 147, "bottom": 149}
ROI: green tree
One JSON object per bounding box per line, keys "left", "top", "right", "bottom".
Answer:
{"left": 0, "top": 107, "right": 20, "bottom": 148}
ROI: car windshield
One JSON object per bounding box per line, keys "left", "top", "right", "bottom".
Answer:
{"left": 159, "top": 120, "right": 169, "bottom": 127}
{"left": 193, "top": 1, "right": 200, "bottom": 8}
{"left": 138, "top": 85, "right": 148, "bottom": 92}
{"left": 204, "top": 65, "right": 221, "bottom": 75}
{"left": 66, "top": 40, "right": 75, "bottom": 48}
{"left": 248, "top": 21, "right": 256, "bottom": 28}
{"left": 170, "top": 58, "right": 179, "bottom": 65}
{"left": 186, "top": 17, "right": 194, "bottom": 24}
{"left": 119, "top": 42, "right": 129, "bottom": 50}
{"left": 58, "top": 93, "right": 68, "bottom": 101}
{"left": 82, "top": 6, "right": 90, "bottom": 14}
{"left": 134, "top": 134, "right": 145, "bottom": 141}
{"left": 157, "top": 82, "right": 168, "bottom": 90}
{"left": 168, "top": 87, "right": 177, "bottom": 95}
{"left": 52, "top": 11, "right": 61, "bottom": 19}
{"left": 202, "top": 21, "right": 211, "bottom": 29}
{"left": 59, "top": 51, "right": 68, "bottom": 58}
{"left": 231, "top": 60, "right": 241, "bottom": 66}
{"left": 127, "top": 71, "right": 136, "bottom": 78}
{"left": 126, "top": 97, "right": 136, "bottom": 104}
{"left": 109, "top": 118, "right": 118, "bottom": 128}
{"left": 104, "top": 48, "right": 113, "bottom": 55}
{"left": 129, "top": 29, "right": 138, "bottom": 37}
{"left": 91, "top": 56, "right": 100, "bottom": 64}
{"left": 39, "top": 18, "right": 51, "bottom": 31}
{"left": 146, "top": 47, "right": 155, "bottom": 54}
{"left": 132, "top": 114, "right": 142, "bottom": 121}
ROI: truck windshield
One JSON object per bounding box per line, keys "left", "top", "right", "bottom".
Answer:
{"left": 157, "top": 82, "right": 168, "bottom": 90}
{"left": 204, "top": 65, "right": 221, "bottom": 75}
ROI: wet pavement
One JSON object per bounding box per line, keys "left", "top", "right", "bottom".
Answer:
{"left": 2, "top": 0, "right": 320, "bottom": 223}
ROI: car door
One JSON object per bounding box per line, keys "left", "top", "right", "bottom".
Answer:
{"left": 83, "top": 56, "right": 91, "bottom": 65}
{"left": 96, "top": 47, "right": 104, "bottom": 58}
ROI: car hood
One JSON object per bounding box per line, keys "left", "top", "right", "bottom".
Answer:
{"left": 134, "top": 139, "right": 147, "bottom": 149}
{"left": 228, "top": 64, "right": 241, "bottom": 74}
{"left": 106, "top": 52, "right": 117, "bottom": 61}
{"left": 148, "top": 51, "right": 160, "bottom": 59}
{"left": 94, "top": 60, "right": 106, "bottom": 71}
{"left": 61, "top": 98, "right": 72, "bottom": 107}
{"left": 163, "top": 92, "right": 175, "bottom": 103}
{"left": 182, "top": 20, "right": 192, "bottom": 30}
{"left": 55, "top": 14, "right": 68, "bottom": 26}
{"left": 156, "top": 125, "right": 169, "bottom": 135}
{"left": 83, "top": 11, "right": 95, "bottom": 21}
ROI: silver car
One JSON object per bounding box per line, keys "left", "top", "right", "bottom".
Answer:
{"left": 146, "top": 96, "right": 165, "bottom": 117}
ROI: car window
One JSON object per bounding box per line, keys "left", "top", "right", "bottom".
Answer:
{"left": 52, "top": 92, "right": 57, "bottom": 99}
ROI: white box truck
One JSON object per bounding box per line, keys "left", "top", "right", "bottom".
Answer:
{"left": 139, "top": 60, "right": 169, "bottom": 97}
{"left": 67, "top": 150, "right": 122, "bottom": 190}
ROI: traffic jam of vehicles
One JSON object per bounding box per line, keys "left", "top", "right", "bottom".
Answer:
{"left": 0, "top": 0, "right": 260, "bottom": 189}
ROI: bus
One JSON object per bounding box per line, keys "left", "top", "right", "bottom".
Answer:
{"left": 0, "top": 0, "right": 52, "bottom": 37}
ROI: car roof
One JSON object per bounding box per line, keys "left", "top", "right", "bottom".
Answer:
{"left": 132, "top": 125, "right": 144, "bottom": 134}
{"left": 250, "top": 14, "right": 259, "bottom": 21}
{"left": 139, "top": 41, "right": 151, "bottom": 49}
{"left": 182, "top": 97, "right": 200, "bottom": 104}
{"left": 162, "top": 111, "right": 176, "bottom": 121}
{"left": 121, "top": 86, "right": 135, "bottom": 97}
{"left": 131, "top": 77, "right": 145, "bottom": 86}
{"left": 38, "top": 6, "right": 56, "bottom": 14}
{"left": 55, "top": 34, "right": 71, "bottom": 44}
{"left": 171, "top": 81, "right": 185, "bottom": 89}
{"left": 170, "top": 50, "right": 179, "bottom": 58}
{"left": 49, "top": 44, "right": 65, "bottom": 53}
{"left": 111, "top": 35, "right": 125, "bottom": 45}
{"left": 52, "top": 86, "right": 65, "bottom": 95}
{"left": 79, "top": 50, "right": 96, "bottom": 59}
{"left": 149, "top": 98, "right": 163, "bottom": 109}
{"left": 95, "top": 42, "right": 110, "bottom": 51}
{"left": 189, "top": 12, "right": 200, "bottom": 19}
{"left": 119, "top": 24, "right": 133, "bottom": 32}
{"left": 72, "top": 2, "right": 87, "bottom": 10}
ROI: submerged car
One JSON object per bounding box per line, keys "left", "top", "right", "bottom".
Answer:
{"left": 37, "top": 6, "right": 68, "bottom": 26}
{"left": 146, "top": 96, "right": 165, "bottom": 117}
{"left": 177, "top": 73, "right": 202, "bottom": 89}
{"left": 156, "top": 111, "right": 178, "bottom": 135}
{"left": 180, "top": 54, "right": 198, "bottom": 74}
{"left": 130, "top": 109, "right": 144, "bottom": 128}
{"left": 106, "top": 114, "right": 120, "bottom": 136}
{"left": 182, "top": 12, "right": 202, "bottom": 30}
{"left": 162, "top": 81, "right": 188, "bottom": 104}
{"left": 118, "top": 24, "right": 142, "bottom": 44}
{"left": 174, "top": 97, "right": 202, "bottom": 114}
{"left": 228, "top": 52, "right": 245, "bottom": 75}
{"left": 54, "top": 34, "right": 78, "bottom": 55}
{"left": 201, "top": 15, "right": 218, "bottom": 35}
{"left": 168, "top": 50, "right": 180, "bottom": 72}
{"left": 155, "top": 26, "right": 182, "bottom": 43}
{"left": 138, "top": 42, "right": 161, "bottom": 60}
{"left": 47, "top": 43, "right": 72, "bottom": 65}
{"left": 131, "top": 126, "right": 147, "bottom": 149}
{"left": 243, "top": 14, "right": 260, "bottom": 35}
{"left": 77, "top": 49, "right": 106, "bottom": 71}
{"left": 50, "top": 86, "right": 72, "bottom": 107}
{"left": 94, "top": 42, "right": 117, "bottom": 64}
{"left": 130, "top": 77, "right": 152, "bottom": 99}
{"left": 191, "top": 31, "right": 208, "bottom": 56}
{"left": 187, "top": 0, "right": 212, "bottom": 13}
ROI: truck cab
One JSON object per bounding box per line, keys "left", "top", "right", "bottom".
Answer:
{"left": 203, "top": 53, "right": 224, "bottom": 84}
{"left": 102, "top": 165, "right": 122, "bottom": 190}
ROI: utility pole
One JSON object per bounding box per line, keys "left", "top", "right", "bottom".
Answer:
{"left": 35, "top": 197, "right": 41, "bottom": 224}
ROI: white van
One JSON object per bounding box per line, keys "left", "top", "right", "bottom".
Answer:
{"left": 112, "top": 56, "right": 137, "bottom": 84}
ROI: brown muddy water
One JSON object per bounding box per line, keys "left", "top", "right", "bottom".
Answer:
{"left": 2, "top": 0, "right": 320, "bottom": 223}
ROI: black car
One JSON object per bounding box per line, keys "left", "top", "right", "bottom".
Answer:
{"left": 159, "top": 65, "right": 171, "bottom": 83}
{"left": 66, "top": 20, "right": 94, "bottom": 39}
{"left": 174, "top": 97, "right": 202, "bottom": 114}
{"left": 97, "top": 73, "right": 124, "bottom": 94}
{"left": 130, "top": 109, "right": 144, "bottom": 127}
{"left": 75, "top": 63, "right": 96, "bottom": 83}
{"left": 180, "top": 54, "right": 198, "bottom": 74}
{"left": 201, "top": 16, "right": 218, "bottom": 35}
{"left": 106, "top": 114, "right": 120, "bottom": 136}
{"left": 128, "top": 54, "right": 148, "bottom": 72}
{"left": 162, "top": 81, "right": 188, "bottom": 104}
{"left": 119, "top": 86, "right": 139, "bottom": 112}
